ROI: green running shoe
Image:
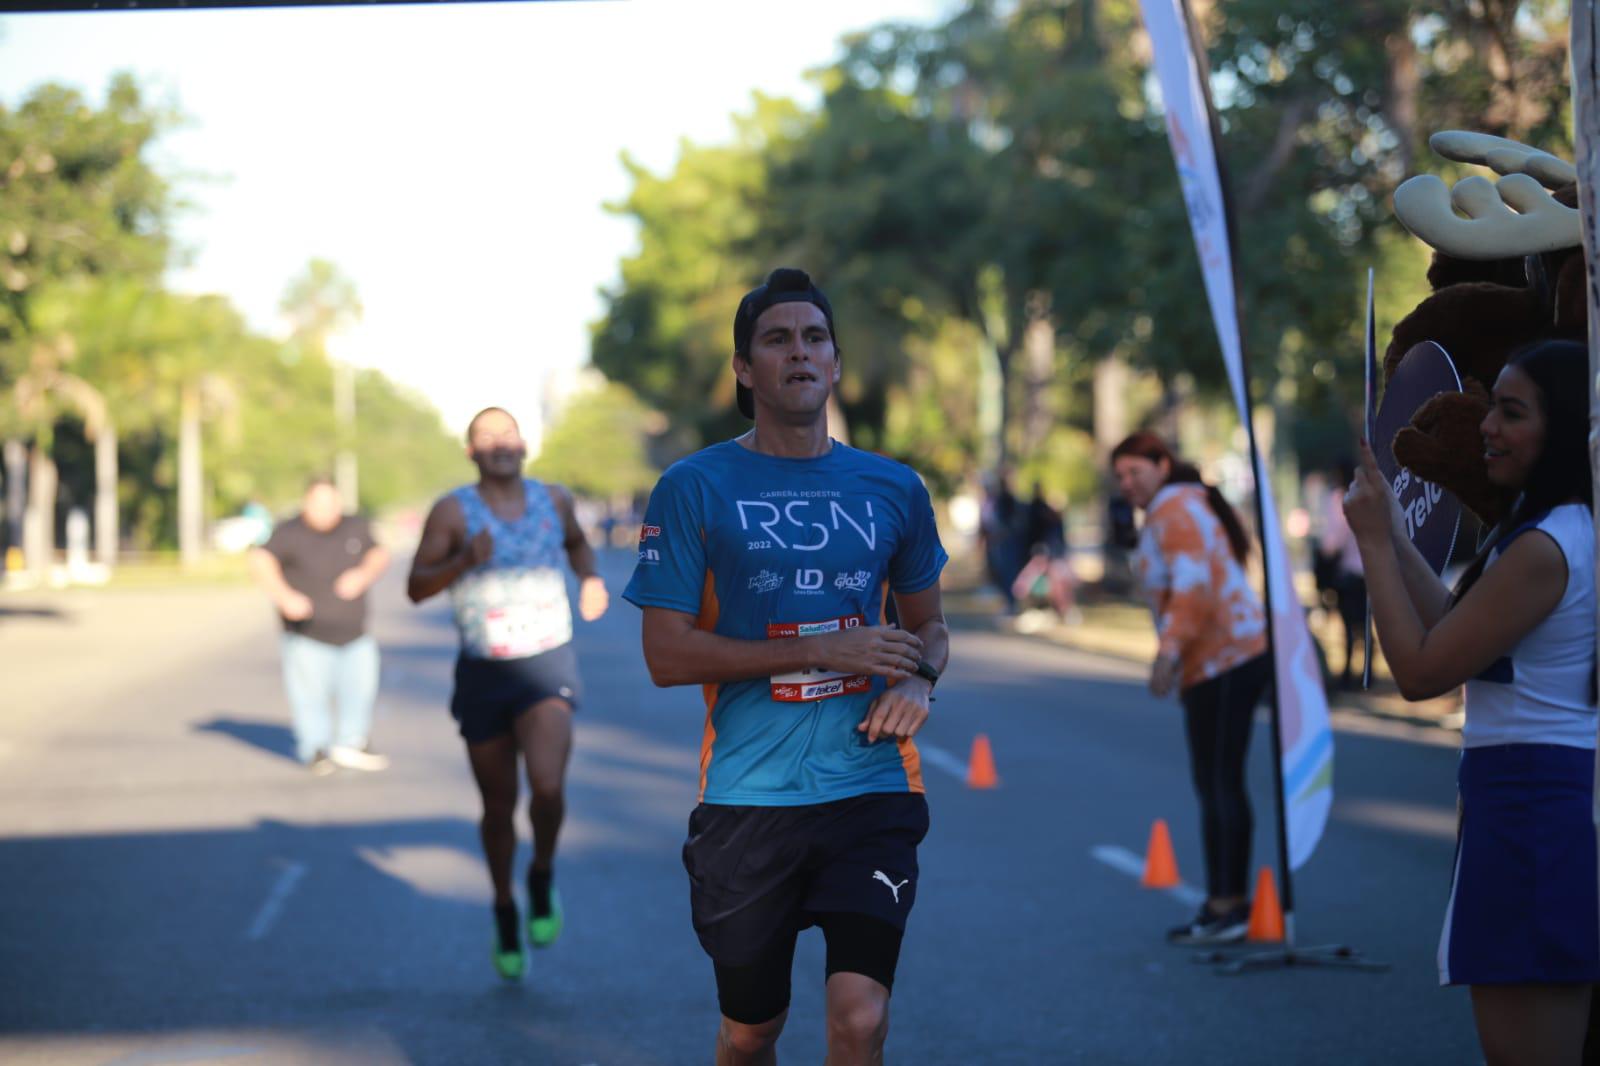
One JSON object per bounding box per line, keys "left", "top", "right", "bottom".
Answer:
{"left": 528, "top": 888, "right": 563, "bottom": 948}
{"left": 492, "top": 904, "right": 525, "bottom": 980}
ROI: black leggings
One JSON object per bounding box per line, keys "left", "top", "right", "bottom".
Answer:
{"left": 1180, "top": 654, "right": 1271, "bottom": 901}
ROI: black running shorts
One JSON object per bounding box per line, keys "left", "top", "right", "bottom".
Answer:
{"left": 450, "top": 644, "right": 581, "bottom": 744}
{"left": 682, "top": 791, "right": 929, "bottom": 969}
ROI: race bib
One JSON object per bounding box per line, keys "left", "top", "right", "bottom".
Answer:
{"left": 484, "top": 603, "right": 569, "bottom": 659}
{"left": 455, "top": 567, "right": 573, "bottom": 660}
{"left": 768, "top": 615, "right": 872, "bottom": 702}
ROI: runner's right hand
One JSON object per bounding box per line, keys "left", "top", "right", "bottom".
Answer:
{"left": 812, "top": 625, "right": 923, "bottom": 680}
{"left": 279, "top": 591, "right": 314, "bottom": 621}
{"left": 462, "top": 528, "right": 493, "bottom": 569}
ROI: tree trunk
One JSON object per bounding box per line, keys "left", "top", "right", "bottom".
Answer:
{"left": 1384, "top": 22, "right": 1420, "bottom": 177}
{"left": 1092, "top": 356, "right": 1131, "bottom": 460}
{"left": 95, "top": 422, "right": 118, "bottom": 569}
{"left": 990, "top": 339, "right": 1015, "bottom": 472}
{"left": 334, "top": 360, "right": 358, "bottom": 513}
{"left": 1019, "top": 295, "right": 1057, "bottom": 462}
{"left": 3, "top": 437, "right": 25, "bottom": 557}
{"left": 24, "top": 441, "right": 57, "bottom": 580}
{"left": 179, "top": 381, "right": 204, "bottom": 568}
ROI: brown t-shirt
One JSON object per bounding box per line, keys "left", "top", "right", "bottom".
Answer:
{"left": 263, "top": 515, "right": 377, "bottom": 646}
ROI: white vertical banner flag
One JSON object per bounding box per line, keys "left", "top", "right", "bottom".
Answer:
{"left": 1139, "top": 0, "right": 1333, "bottom": 869}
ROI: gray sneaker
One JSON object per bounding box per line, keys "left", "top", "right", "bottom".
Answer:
{"left": 1167, "top": 903, "right": 1250, "bottom": 945}
{"left": 307, "top": 751, "right": 337, "bottom": 777}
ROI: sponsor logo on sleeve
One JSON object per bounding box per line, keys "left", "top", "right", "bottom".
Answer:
{"left": 640, "top": 524, "right": 662, "bottom": 541}
{"left": 638, "top": 548, "right": 661, "bottom": 564}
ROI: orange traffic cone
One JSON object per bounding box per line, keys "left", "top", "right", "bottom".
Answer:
{"left": 965, "top": 734, "right": 999, "bottom": 789}
{"left": 1246, "top": 866, "right": 1286, "bottom": 942}
{"left": 1141, "top": 819, "right": 1181, "bottom": 889}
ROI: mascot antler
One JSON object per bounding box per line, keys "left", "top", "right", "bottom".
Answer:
{"left": 1394, "top": 131, "right": 1580, "bottom": 260}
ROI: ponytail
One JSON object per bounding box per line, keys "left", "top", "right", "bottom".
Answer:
{"left": 1169, "top": 462, "right": 1252, "bottom": 564}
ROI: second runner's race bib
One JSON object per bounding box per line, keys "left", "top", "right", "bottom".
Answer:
{"left": 768, "top": 615, "right": 872, "bottom": 702}
{"left": 455, "top": 567, "right": 573, "bottom": 660}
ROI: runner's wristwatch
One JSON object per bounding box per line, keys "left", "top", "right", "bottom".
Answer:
{"left": 913, "top": 660, "right": 941, "bottom": 688}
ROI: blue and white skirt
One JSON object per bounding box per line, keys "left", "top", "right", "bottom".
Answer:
{"left": 1438, "top": 742, "right": 1600, "bottom": 986}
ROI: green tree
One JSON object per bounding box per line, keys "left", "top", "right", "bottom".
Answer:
{"left": 0, "top": 74, "right": 176, "bottom": 566}
{"left": 280, "top": 258, "right": 363, "bottom": 509}
{"left": 591, "top": 98, "right": 807, "bottom": 454}
{"left": 531, "top": 381, "right": 663, "bottom": 502}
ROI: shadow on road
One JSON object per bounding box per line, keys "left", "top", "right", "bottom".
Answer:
{"left": 194, "top": 716, "right": 298, "bottom": 763}
{"left": 0, "top": 604, "right": 68, "bottom": 624}
{"left": 0, "top": 811, "right": 701, "bottom": 1065}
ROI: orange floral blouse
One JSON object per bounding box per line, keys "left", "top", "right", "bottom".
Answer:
{"left": 1134, "top": 483, "right": 1268, "bottom": 691}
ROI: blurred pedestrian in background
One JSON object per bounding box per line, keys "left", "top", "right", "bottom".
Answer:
{"left": 249, "top": 476, "right": 391, "bottom": 775}
{"left": 981, "top": 471, "right": 1025, "bottom": 613}
{"left": 1315, "top": 459, "right": 1367, "bottom": 689}
{"left": 1110, "top": 431, "right": 1270, "bottom": 945}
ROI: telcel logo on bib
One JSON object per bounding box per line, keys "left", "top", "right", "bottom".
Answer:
{"left": 767, "top": 615, "right": 870, "bottom": 702}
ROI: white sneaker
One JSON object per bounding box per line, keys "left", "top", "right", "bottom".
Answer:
{"left": 329, "top": 745, "right": 390, "bottom": 772}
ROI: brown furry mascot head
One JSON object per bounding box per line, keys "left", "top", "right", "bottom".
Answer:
{"left": 1385, "top": 132, "right": 1587, "bottom": 526}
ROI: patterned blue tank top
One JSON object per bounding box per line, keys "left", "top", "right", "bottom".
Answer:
{"left": 449, "top": 479, "right": 573, "bottom": 660}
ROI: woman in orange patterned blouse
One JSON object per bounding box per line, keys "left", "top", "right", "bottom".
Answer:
{"left": 1111, "top": 432, "right": 1270, "bottom": 945}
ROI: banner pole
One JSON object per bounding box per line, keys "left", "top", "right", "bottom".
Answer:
{"left": 1174, "top": 0, "right": 1296, "bottom": 932}
{"left": 1364, "top": 268, "right": 1377, "bottom": 691}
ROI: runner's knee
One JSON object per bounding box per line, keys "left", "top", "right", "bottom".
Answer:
{"left": 826, "top": 993, "right": 888, "bottom": 1049}
{"left": 528, "top": 781, "right": 563, "bottom": 810}
{"left": 720, "top": 1014, "right": 785, "bottom": 1056}
{"left": 480, "top": 788, "right": 516, "bottom": 823}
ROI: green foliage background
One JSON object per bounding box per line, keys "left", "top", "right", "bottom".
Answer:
{"left": 593, "top": 0, "right": 1575, "bottom": 500}
{"left": 0, "top": 76, "right": 463, "bottom": 550}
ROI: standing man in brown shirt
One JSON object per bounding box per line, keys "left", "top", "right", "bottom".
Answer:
{"left": 250, "top": 475, "right": 392, "bottom": 775}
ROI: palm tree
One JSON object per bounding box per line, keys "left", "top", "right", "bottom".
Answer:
{"left": 11, "top": 334, "right": 110, "bottom": 579}
{"left": 281, "top": 260, "right": 362, "bottom": 508}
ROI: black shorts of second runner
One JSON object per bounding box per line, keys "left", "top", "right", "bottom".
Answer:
{"left": 683, "top": 791, "right": 929, "bottom": 973}
{"left": 450, "top": 643, "right": 581, "bottom": 744}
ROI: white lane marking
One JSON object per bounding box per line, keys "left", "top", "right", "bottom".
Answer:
{"left": 917, "top": 742, "right": 969, "bottom": 781}
{"left": 245, "top": 861, "right": 307, "bottom": 941}
{"left": 1090, "top": 844, "right": 1205, "bottom": 908}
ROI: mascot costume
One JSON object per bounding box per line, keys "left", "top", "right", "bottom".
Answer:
{"left": 1385, "top": 131, "right": 1586, "bottom": 529}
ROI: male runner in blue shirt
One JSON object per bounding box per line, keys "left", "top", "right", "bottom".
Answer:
{"left": 625, "top": 268, "right": 949, "bottom": 1066}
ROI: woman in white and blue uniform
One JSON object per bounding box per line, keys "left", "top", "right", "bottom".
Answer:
{"left": 1344, "top": 339, "right": 1597, "bottom": 1065}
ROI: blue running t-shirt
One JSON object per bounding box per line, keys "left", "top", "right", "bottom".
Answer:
{"left": 624, "top": 439, "right": 948, "bottom": 806}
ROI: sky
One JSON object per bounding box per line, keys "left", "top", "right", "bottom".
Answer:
{"left": 0, "top": 0, "right": 951, "bottom": 438}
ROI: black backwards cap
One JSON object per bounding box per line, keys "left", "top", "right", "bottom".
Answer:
{"left": 732, "top": 267, "right": 837, "bottom": 419}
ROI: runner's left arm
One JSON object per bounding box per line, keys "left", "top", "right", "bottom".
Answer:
{"left": 857, "top": 583, "right": 947, "bottom": 743}
{"left": 552, "top": 485, "right": 608, "bottom": 621}
{"left": 857, "top": 474, "right": 950, "bottom": 742}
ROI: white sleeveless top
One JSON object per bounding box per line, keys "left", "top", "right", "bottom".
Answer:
{"left": 1462, "top": 503, "right": 1597, "bottom": 750}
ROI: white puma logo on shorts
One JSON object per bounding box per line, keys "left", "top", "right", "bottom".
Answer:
{"left": 873, "top": 870, "right": 909, "bottom": 904}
